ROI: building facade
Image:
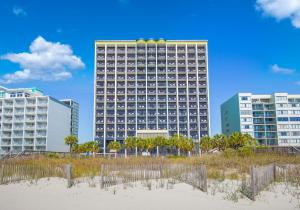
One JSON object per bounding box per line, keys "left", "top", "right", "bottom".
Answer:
{"left": 94, "top": 39, "right": 210, "bottom": 151}
{"left": 60, "top": 99, "right": 79, "bottom": 137}
{"left": 0, "top": 86, "right": 71, "bottom": 154}
{"left": 221, "top": 93, "right": 300, "bottom": 146}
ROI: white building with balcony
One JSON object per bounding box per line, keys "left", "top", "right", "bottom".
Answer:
{"left": 0, "top": 86, "right": 71, "bottom": 154}
{"left": 221, "top": 93, "right": 300, "bottom": 146}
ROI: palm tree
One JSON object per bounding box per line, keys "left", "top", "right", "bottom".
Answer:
{"left": 200, "top": 136, "right": 212, "bottom": 153}
{"left": 107, "top": 141, "right": 122, "bottom": 158}
{"left": 107, "top": 141, "right": 122, "bottom": 152}
{"left": 124, "top": 136, "right": 137, "bottom": 157}
{"left": 227, "top": 132, "right": 258, "bottom": 150}
{"left": 228, "top": 132, "right": 245, "bottom": 149}
{"left": 212, "top": 134, "right": 228, "bottom": 151}
{"left": 87, "top": 141, "right": 99, "bottom": 157}
{"left": 243, "top": 133, "right": 258, "bottom": 147}
{"left": 171, "top": 134, "right": 186, "bottom": 156}
{"left": 64, "top": 135, "right": 78, "bottom": 153}
{"left": 183, "top": 138, "right": 195, "bottom": 156}
{"left": 144, "top": 137, "right": 155, "bottom": 154}
{"left": 71, "top": 143, "right": 79, "bottom": 153}
{"left": 153, "top": 136, "right": 167, "bottom": 156}
{"left": 165, "top": 137, "right": 175, "bottom": 155}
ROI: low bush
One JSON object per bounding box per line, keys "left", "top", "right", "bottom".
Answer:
{"left": 47, "top": 152, "right": 60, "bottom": 159}
{"left": 223, "top": 148, "right": 237, "bottom": 158}
{"left": 238, "top": 146, "right": 254, "bottom": 157}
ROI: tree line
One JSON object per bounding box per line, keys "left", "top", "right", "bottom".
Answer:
{"left": 64, "top": 132, "right": 258, "bottom": 156}
{"left": 114, "top": 134, "right": 195, "bottom": 156}
{"left": 200, "top": 132, "right": 258, "bottom": 154}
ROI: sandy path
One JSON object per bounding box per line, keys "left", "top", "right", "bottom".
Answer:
{"left": 0, "top": 178, "right": 299, "bottom": 210}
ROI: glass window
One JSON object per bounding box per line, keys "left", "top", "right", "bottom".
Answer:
{"left": 240, "top": 110, "right": 252, "bottom": 115}
{"left": 277, "top": 117, "right": 289, "bottom": 122}
{"left": 240, "top": 96, "right": 249, "bottom": 101}
{"left": 276, "top": 96, "right": 287, "bottom": 101}
{"left": 290, "top": 117, "right": 300, "bottom": 121}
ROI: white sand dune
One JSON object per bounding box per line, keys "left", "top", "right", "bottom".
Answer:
{"left": 0, "top": 178, "right": 299, "bottom": 210}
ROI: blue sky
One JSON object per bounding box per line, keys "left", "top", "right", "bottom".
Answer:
{"left": 0, "top": 0, "right": 300, "bottom": 142}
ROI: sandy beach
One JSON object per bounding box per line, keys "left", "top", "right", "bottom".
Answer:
{"left": 0, "top": 178, "right": 299, "bottom": 210}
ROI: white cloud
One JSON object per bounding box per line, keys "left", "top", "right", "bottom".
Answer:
{"left": 271, "top": 64, "right": 296, "bottom": 74}
{"left": 12, "top": 6, "right": 27, "bottom": 16}
{"left": 0, "top": 36, "right": 85, "bottom": 84}
{"left": 256, "top": 0, "right": 300, "bottom": 28}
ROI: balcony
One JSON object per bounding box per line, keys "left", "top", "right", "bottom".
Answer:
{"left": 37, "top": 117, "right": 47, "bottom": 122}
{"left": 36, "top": 132, "right": 47, "bottom": 137}
{"left": 3, "top": 111, "right": 13, "bottom": 116}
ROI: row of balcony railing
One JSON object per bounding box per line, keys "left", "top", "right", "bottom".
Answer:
{"left": 96, "top": 105, "right": 208, "bottom": 110}
{"left": 97, "top": 66, "right": 207, "bottom": 75}
{"left": 98, "top": 75, "right": 206, "bottom": 80}
{"left": 97, "top": 97, "right": 207, "bottom": 102}
{"left": 97, "top": 62, "right": 206, "bottom": 67}
{"left": 97, "top": 48, "right": 206, "bottom": 54}
{"left": 97, "top": 55, "right": 206, "bottom": 60}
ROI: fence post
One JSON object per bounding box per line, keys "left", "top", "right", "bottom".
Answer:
{"left": 250, "top": 166, "right": 256, "bottom": 201}
{"left": 273, "top": 163, "right": 276, "bottom": 181}
{"left": 159, "top": 163, "right": 163, "bottom": 178}
{"left": 0, "top": 164, "right": 4, "bottom": 184}
{"left": 201, "top": 165, "right": 208, "bottom": 192}
{"left": 65, "top": 164, "right": 72, "bottom": 188}
{"left": 100, "top": 164, "right": 104, "bottom": 189}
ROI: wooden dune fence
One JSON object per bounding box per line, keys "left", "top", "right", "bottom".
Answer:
{"left": 275, "top": 164, "right": 300, "bottom": 183}
{"left": 0, "top": 162, "right": 67, "bottom": 185}
{"left": 242, "top": 164, "right": 276, "bottom": 201}
{"left": 242, "top": 164, "right": 300, "bottom": 201}
{"left": 100, "top": 163, "right": 207, "bottom": 192}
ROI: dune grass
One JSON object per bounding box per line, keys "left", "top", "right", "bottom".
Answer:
{"left": 1, "top": 153, "right": 300, "bottom": 179}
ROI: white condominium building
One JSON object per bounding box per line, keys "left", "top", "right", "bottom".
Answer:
{"left": 221, "top": 93, "right": 300, "bottom": 146}
{"left": 94, "top": 39, "right": 210, "bottom": 151}
{"left": 0, "top": 86, "right": 71, "bottom": 154}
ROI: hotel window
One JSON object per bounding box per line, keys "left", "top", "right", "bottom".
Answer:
{"left": 241, "top": 117, "right": 252, "bottom": 122}
{"left": 277, "top": 103, "right": 288, "bottom": 108}
{"left": 240, "top": 110, "right": 252, "bottom": 115}
{"left": 280, "top": 139, "right": 288, "bottom": 143}
{"left": 277, "top": 110, "right": 288, "bottom": 115}
{"left": 240, "top": 96, "right": 249, "bottom": 101}
{"left": 276, "top": 96, "right": 287, "bottom": 101}
{"left": 290, "top": 110, "right": 300, "bottom": 115}
{"left": 291, "top": 131, "right": 300, "bottom": 136}
{"left": 278, "top": 124, "right": 290, "bottom": 129}
{"left": 277, "top": 117, "right": 289, "bottom": 122}
{"left": 290, "top": 117, "right": 300, "bottom": 121}
{"left": 279, "top": 132, "right": 289, "bottom": 136}
{"left": 291, "top": 124, "right": 300, "bottom": 129}
{"left": 240, "top": 103, "right": 251, "bottom": 108}
{"left": 242, "top": 125, "right": 252, "bottom": 129}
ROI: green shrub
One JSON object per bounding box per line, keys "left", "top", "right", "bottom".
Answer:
{"left": 47, "top": 152, "right": 60, "bottom": 159}
{"left": 228, "top": 172, "right": 239, "bottom": 180}
{"left": 238, "top": 146, "right": 254, "bottom": 157}
{"left": 256, "top": 145, "right": 270, "bottom": 149}
{"left": 208, "top": 170, "right": 225, "bottom": 181}
{"left": 223, "top": 148, "right": 237, "bottom": 158}
{"left": 166, "top": 154, "right": 184, "bottom": 159}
